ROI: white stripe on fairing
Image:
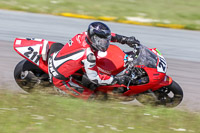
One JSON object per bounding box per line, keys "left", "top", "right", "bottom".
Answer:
{"left": 41, "top": 40, "right": 49, "bottom": 61}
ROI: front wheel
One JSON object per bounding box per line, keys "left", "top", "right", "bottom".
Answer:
{"left": 136, "top": 80, "right": 183, "bottom": 107}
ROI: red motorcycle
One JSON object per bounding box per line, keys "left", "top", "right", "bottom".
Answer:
{"left": 13, "top": 38, "right": 183, "bottom": 107}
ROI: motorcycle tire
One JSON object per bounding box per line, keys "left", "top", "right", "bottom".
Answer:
{"left": 136, "top": 80, "right": 183, "bottom": 107}
{"left": 157, "top": 80, "right": 183, "bottom": 107}
{"left": 14, "top": 59, "right": 49, "bottom": 92}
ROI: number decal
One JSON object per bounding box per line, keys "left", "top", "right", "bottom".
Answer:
{"left": 157, "top": 56, "right": 167, "bottom": 73}
{"left": 34, "top": 54, "right": 41, "bottom": 64}
{"left": 24, "top": 47, "right": 34, "bottom": 57}
{"left": 24, "top": 47, "right": 41, "bottom": 64}
{"left": 16, "top": 45, "right": 41, "bottom": 66}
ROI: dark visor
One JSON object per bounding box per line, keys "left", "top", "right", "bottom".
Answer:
{"left": 91, "top": 35, "right": 111, "bottom": 52}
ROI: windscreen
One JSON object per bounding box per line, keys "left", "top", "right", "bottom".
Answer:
{"left": 132, "top": 45, "right": 158, "bottom": 68}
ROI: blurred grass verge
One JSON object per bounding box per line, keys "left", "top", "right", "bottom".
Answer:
{"left": 0, "top": 0, "right": 200, "bottom": 30}
{"left": 0, "top": 90, "right": 200, "bottom": 133}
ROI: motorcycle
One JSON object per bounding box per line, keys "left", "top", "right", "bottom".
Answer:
{"left": 13, "top": 37, "right": 183, "bottom": 107}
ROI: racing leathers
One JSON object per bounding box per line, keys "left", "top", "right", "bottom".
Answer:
{"left": 48, "top": 32, "right": 139, "bottom": 99}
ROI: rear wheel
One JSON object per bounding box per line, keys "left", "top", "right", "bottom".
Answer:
{"left": 14, "top": 59, "right": 50, "bottom": 92}
{"left": 136, "top": 80, "right": 183, "bottom": 107}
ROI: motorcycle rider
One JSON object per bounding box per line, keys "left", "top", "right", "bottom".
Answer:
{"left": 48, "top": 21, "right": 140, "bottom": 99}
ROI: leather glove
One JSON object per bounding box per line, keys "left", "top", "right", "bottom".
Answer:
{"left": 126, "top": 36, "right": 140, "bottom": 47}
{"left": 112, "top": 75, "right": 131, "bottom": 85}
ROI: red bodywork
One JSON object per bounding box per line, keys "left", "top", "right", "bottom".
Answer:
{"left": 14, "top": 38, "right": 172, "bottom": 97}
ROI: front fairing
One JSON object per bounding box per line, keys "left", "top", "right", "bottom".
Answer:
{"left": 122, "top": 45, "right": 169, "bottom": 95}
{"left": 131, "top": 45, "right": 167, "bottom": 74}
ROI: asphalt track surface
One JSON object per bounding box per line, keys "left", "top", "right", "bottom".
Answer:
{"left": 0, "top": 9, "right": 200, "bottom": 112}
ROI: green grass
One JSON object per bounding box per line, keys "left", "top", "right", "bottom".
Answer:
{"left": 0, "top": 91, "right": 200, "bottom": 133}
{"left": 0, "top": 0, "right": 200, "bottom": 30}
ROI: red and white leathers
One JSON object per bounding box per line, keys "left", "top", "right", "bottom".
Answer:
{"left": 48, "top": 32, "right": 126, "bottom": 99}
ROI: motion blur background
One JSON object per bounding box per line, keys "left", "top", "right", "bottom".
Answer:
{"left": 0, "top": 0, "right": 200, "bottom": 133}
{"left": 0, "top": 0, "right": 200, "bottom": 30}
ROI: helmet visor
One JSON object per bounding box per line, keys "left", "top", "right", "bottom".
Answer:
{"left": 91, "top": 35, "right": 111, "bottom": 52}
